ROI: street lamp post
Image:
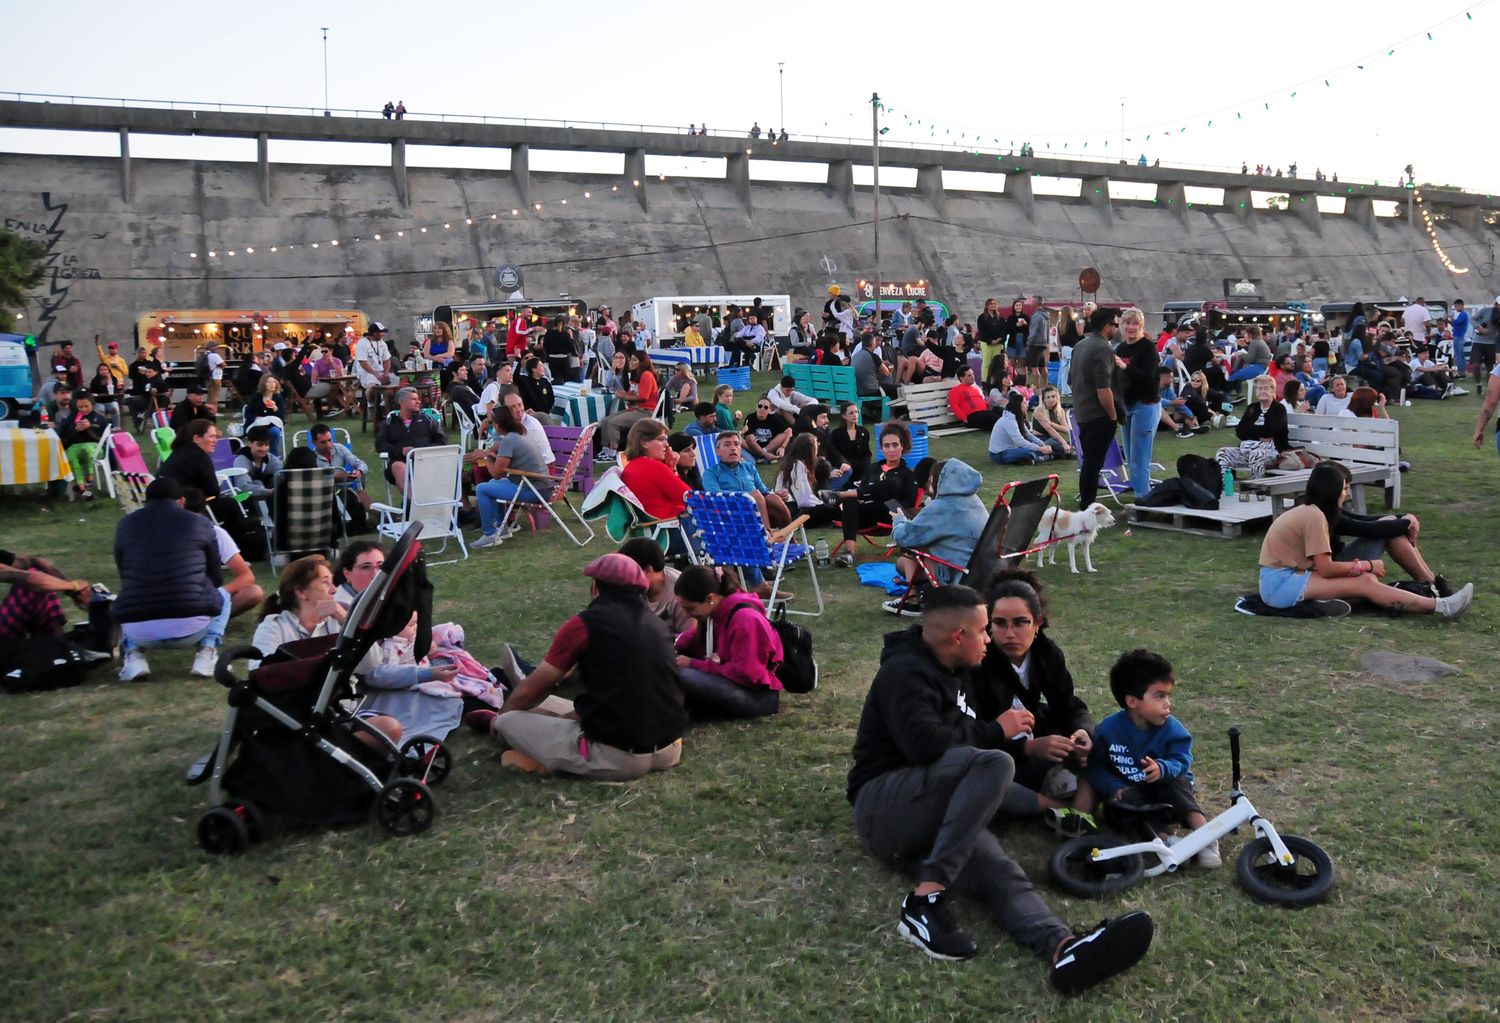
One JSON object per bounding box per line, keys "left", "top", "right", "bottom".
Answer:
{"left": 321, "top": 27, "right": 330, "bottom": 117}
{"left": 778, "top": 63, "right": 785, "bottom": 134}
{"left": 871, "top": 92, "right": 881, "bottom": 339}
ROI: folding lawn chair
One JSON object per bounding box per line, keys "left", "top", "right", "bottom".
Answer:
{"left": 371, "top": 445, "right": 468, "bottom": 564}
{"left": 112, "top": 471, "right": 153, "bottom": 514}
{"left": 580, "top": 465, "right": 695, "bottom": 556}
{"left": 499, "top": 424, "right": 597, "bottom": 547}
{"left": 151, "top": 426, "right": 176, "bottom": 467}
{"left": 259, "top": 467, "right": 340, "bottom": 568}
{"left": 1068, "top": 421, "right": 1162, "bottom": 510}
{"left": 694, "top": 432, "right": 720, "bottom": 477}
{"left": 685, "top": 491, "right": 823, "bottom": 618}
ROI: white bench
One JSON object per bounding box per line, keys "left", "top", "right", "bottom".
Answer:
{"left": 898, "top": 378, "right": 968, "bottom": 436}
{"left": 1284, "top": 412, "right": 1401, "bottom": 507}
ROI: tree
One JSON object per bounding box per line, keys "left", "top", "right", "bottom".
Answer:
{"left": 0, "top": 228, "right": 47, "bottom": 334}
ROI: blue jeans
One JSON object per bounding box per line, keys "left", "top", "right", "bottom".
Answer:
{"left": 1058, "top": 346, "right": 1073, "bottom": 395}
{"left": 121, "top": 588, "right": 232, "bottom": 653}
{"left": 1124, "top": 401, "right": 1158, "bottom": 497}
{"left": 1454, "top": 338, "right": 1467, "bottom": 374}
{"left": 1227, "top": 365, "right": 1265, "bottom": 384}
{"left": 989, "top": 447, "right": 1038, "bottom": 465}
{"left": 476, "top": 477, "right": 545, "bottom": 535}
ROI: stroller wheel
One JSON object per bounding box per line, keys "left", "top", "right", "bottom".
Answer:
{"left": 398, "top": 735, "right": 452, "bottom": 787}
{"left": 198, "top": 806, "right": 250, "bottom": 855}
{"left": 376, "top": 778, "right": 436, "bottom": 837}
{"left": 227, "top": 799, "right": 266, "bottom": 843}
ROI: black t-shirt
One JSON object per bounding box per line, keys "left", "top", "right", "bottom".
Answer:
{"left": 1115, "top": 338, "right": 1160, "bottom": 406}
{"left": 743, "top": 412, "right": 783, "bottom": 446}
{"left": 1183, "top": 340, "right": 1214, "bottom": 376}
{"left": 1312, "top": 339, "right": 1331, "bottom": 359}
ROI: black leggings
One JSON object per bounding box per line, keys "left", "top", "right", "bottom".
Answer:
{"left": 837, "top": 498, "right": 890, "bottom": 541}
{"left": 677, "top": 668, "right": 779, "bottom": 720}
{"left": 793, "top": 503, "right": 838, "bottom": 529}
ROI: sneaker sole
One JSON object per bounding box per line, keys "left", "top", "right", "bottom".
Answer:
{"left": 1052, "top": 911, "right": 1155, "bottom": 995}
{"left": 896, "top": 920, "right": 973, "bottom": 962}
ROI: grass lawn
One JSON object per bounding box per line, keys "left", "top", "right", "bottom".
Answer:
{"left": 2, "top": 377, "right": 1497, "bottom": 1023}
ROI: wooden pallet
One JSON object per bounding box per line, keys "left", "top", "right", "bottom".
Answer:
{"left": 1126, "top": 495, "right": 1274, "bottom": 538}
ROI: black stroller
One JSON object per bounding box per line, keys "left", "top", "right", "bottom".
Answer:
{"left": 187, "top": 523, "right": 452, "bottom": 854}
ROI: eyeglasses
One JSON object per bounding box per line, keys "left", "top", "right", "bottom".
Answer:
{"left": 990, "top": 616, "right": 1034, "bottom": 630}
{"left": 352, "top": 561, "right": 385, "bottom": 572}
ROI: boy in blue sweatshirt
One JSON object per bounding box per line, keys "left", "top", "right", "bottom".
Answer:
{"left": 1076, "top": 649, "right": 1221, "bottom": 868}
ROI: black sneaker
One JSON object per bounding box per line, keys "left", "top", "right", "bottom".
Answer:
{"left": 1050, "top": 911, "right": 1155, "bottom": 996}
{"left": 898, "top": 890, "right": 977, "bottom": 961}
{"left": 1432, "top": 574, "right": 1455, "bottom": 599}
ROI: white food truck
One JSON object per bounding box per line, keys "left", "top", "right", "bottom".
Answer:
{"left": 629, "top": 295, "right": 792, "bottom": 345}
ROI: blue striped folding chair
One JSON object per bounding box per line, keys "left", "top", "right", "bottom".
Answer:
{"left": 684, "top": 492, "right": 824, "bottom": 618}
{"left": 694, "top": 432, "right": 720, "bottom": 477}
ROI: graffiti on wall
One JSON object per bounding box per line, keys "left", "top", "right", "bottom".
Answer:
{"left": 4, "top": 194, "right": 101, "bottom": 345}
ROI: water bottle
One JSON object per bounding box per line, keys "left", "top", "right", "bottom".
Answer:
{"left": 814, "top": 538, "right": 830, "bottom": 568}
{"left": 1222, "top": 468, "right": 1235, "bottom": 496}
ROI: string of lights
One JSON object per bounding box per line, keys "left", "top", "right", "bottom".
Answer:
{"left": 1413, "top": 184, "right": 1470, "bottom": 274}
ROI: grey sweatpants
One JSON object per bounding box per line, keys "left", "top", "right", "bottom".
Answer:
{"left": 852, "top": 746, "right": 1071, "bottom": 959}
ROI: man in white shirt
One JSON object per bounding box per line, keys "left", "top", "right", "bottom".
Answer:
{"left": 203, "top": 340, "right": 225, "bottom": 407}
{"left": 501, "top": 389, "right": 556, "bottom": 466}
{"left": 355, "top": 322, "right": 398, "bottom": 389}
{"left": 476, "top": 363, "right": 517, "bottom": 417}
{"left": 1402, "top": 298, "right": 1432, "bottom": 338}
{"left": 730, "top": 315, "right": 768, "bottom": 368}
{"left": 766, "top": 375, "right": 816, "bottom": 424}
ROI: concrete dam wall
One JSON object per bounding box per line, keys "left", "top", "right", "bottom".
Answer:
{"left": 3, "top": 146, "right": 1496, "bottom": 350}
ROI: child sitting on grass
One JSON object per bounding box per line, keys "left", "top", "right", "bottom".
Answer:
{"left": 1071, "top": 649, "right": 1221, "bottom": 868}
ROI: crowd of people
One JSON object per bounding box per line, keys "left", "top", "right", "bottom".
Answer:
{"left": 7, "top": 283, "right": 1491, "bottom": 998}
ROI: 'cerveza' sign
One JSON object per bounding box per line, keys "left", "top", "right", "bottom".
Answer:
{"left": 855, "top": 279, "right": 931, "bottom": 300}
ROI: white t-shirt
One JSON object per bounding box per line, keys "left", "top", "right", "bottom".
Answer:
{"left": 1316, "top": 393, "right": 1352, "bottom": 417}
{"left": 354, "top": 337, "right": 391, "bottom": 386}
{"left": 1402, "top": 303, "right": 1431, "bottom": 335}
{"left": 477, "top": 381, "right": 502, "bottom": 416}
{"left": 205, "top": 350, "right": 224, "bottom": 381}
{"left": 212, "top": 523, "right": 240, "bottom": 565}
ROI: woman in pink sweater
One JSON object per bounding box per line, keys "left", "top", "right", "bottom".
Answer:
{"left": 672, "top": 566, "right": 784, "bottom": 720}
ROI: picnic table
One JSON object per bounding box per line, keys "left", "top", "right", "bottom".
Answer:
{"left": 552, "top": 382, "right": 618, "bottom": 427}
{"left": 0, "top": 427, "right": 73, "bottom": 487}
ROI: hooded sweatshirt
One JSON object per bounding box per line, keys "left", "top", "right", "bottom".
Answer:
{"left": 890, "top": 459, "right": 989, "bottom": 584}
{"left": 847, "top": 625, "right": 1010, "bottom": 801}
{"left": 674, "top": 591, "right": 784, "bottom": 690}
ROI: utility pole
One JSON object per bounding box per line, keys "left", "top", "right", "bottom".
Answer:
{"left": 778, "top": 63, "right": 785, "bottom": 134}
{"left": 872, "top": 92, "right": 881, "bottom": 339}
{"left": 321, "top": 27, "right": 331, "bottom": 117}
{"left": 1120, "top": 96, "right": 1125, "bottom": 158}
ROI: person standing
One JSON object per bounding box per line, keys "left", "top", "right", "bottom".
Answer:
{"left": 1068, "top": 307, "right": 1122, "bottom": 509}
{"left": 1471, "top": 354, "right": 1500, "bottom": 458}
{"left": 976, "top": 298, "right": 1006, "bottom": 378}
{"left": 1450, "top": 299, "right": 1469, "bottom": 377}
{"left": 1055, "top": 306, "right": 1081, "bottom": 397}
{"left": 1469, "top": 298, "right": 1499, "bottom": 387}
{"left": 1026, "top": 300, "right": 1051, "bottom": 393}
{"left": 1115, "top": 309, "right": 1160, "bottom": 498}
{"left": 847, "top": 584, "right": 1155, "bottom": 989}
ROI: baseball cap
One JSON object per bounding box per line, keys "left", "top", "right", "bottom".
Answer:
{"left": 581, "top": 552, "right": 648, "bottom": 590}
{"left": 187, "top": 384, "right": 207, "bottom": 395}
{"left": 107, "top": 341, "right": 119, "bottom": 350}
{"left": 273, "top": 341, "right": 291, "bottom": 351}
{"left": 52, "top": 363, "right": 68, "bottom": 373}
{"left": 366, "top": 321, "right": 388, "bottom": 335}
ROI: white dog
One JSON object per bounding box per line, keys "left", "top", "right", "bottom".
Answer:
{"left": 1033, "top": 503, "right": 1118, "bottom": 573}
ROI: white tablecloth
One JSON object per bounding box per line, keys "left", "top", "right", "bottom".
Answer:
{"left": 648, "top": 346, "right": 728, "bottom": 368}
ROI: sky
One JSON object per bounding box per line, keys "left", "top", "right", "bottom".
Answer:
{"left": 0, "top": 0, "right": 1495, "bottom": 195}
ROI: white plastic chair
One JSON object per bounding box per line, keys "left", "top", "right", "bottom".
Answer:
{"left": 370, "top": 445, "right": 468, "bottom": 564}
{"left": 92, "top": 424, "right": 115, "bottom": 499}
{"left": 452, "top": 402, "right": 478, "bottom": 455}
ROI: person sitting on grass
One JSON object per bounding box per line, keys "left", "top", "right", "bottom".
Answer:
{"left": 827, "top": 422, "right": 919, "bottom": 567}
{"left": 0, "top": 548, "right": 94, "bottom": 650}
{"left": 773, "top": 433, "right": 838, "bottom": 528}
{"left": 1256, "top": 461, "right": 1472, "bottom": 617}
{"left": 987, "top": 391, "right": 1053, "bottom": 465}
{"left": 618, "top": 537, "right": 693, "bottom": 634}
{"left": 170, "top": 384, "right": 218, "bottom": 431}
{"left": 1031, "top": 385, "right": 1075, "bottom": 458}
{"left": 180, "top": 487, "right": 264, "bottom": 620}
{"left": 711, "top": 384, "right": 738, "bottom": 430}
{"left": 671, "top": 566, "right": 784, "bottom": 721}
{"left": 883, "top": 459, "right": 988, "bottom": 615}
{"left": 846, "top": 584, "right": 1155, "bottom": 988}
{"left": 740, "top": 397, "right": 793, "bottom": 463}
{"left": 1068, "top": 649, "right": 1221, "bottom": 868}
{"left": 55, "top": 392, "right": 108, "bottom": 500}
{"left": 250, "top": 554, "right": 403, "bottom": 751}
{"left": 682, "top": 401, "right": 720, "bottom": 438}
{"left": 112, "top": 476, "right": 231, "bottom": 682}
{"left": 1157, "top": 367, "right": 1200, "bottom": 436}
{"left": 971, "top": 574, "right": 1094, "bottom": 825}
{"left": 333, "top": 540, "right": 385, "bottom": 608}
{"left": 495, "top": 553, "right": 687, "bottom": 780}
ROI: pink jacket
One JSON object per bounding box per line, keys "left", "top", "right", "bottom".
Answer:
{"left": 674, "top": 591, "right": 784, "bottom": 690}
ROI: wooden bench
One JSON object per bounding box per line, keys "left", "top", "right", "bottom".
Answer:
{"left": 1126, "top": 494, "right": 1275, "bottom": 538}
{"left": 1239, "top": 464, "right": 1388, "bottom": 519}
{"left": 1284, "top": 412, "right": 1401, "bottom": 507}
{"left": 898, "top": 378, "right": 967, "bottom": 436}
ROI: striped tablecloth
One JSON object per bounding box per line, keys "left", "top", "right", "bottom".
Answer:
{"left": 552, "top": 383, "right": 618, "bottom": 427}
{"left": 0, "top": 428, "right": 73, "bottom": 485}
{"left": 648, "top": 346, "right": 728, "bottom": 368}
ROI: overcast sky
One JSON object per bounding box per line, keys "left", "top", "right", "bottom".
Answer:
{"left": 0, "top": 0, "right": 1494, "bottom": 194}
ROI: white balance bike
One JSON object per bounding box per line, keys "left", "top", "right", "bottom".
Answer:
{"left": 1049, "top": 727, "right": 1334, "bottom": 906}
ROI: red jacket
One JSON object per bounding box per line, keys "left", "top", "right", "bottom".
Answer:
{"left": 621, "top": 456, "right": 690, "bottom": 519}
{"left": 947, "top": 383, "right": 988, "bottom": 423}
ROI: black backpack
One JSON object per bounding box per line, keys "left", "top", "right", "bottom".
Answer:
{"left": 2, "top": 634, "right": 95, "bottom": 694}
{"left": 194, "top": 350, "right": 211, "bottom": 384}
{"left": 726, "top": 603, "right": 818, "bottom": 694}
{"left": 1177, "top": 454, "right": 1223, "bottom": 499}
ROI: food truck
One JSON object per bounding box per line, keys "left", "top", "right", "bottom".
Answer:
{"left": 629, "top": 295, "right": 790, "bottom": 344}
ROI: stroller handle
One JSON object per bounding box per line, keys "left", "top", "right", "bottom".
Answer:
{"left": 214, "top": 645, "right": 263, "bottom": 690}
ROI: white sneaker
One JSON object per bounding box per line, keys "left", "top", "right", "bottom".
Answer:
{"left": 1195, "top": 839, "right": 1223, "bottom": 869}
{"left": 119, "top": 650, "right": 150, "bottom": 682}
{"left": 191, "top": 646, "right": 217, "bottom": 678}
{"left": 1434, "top": 583, "right": 1474, "bottom": 619}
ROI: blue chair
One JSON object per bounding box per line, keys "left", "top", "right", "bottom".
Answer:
{"left": 694, "top": 432, "right": 720, "bottom": 477}
{"left": 903, "top": 421, "right": 930, "bottom": 470}
{"left": 685, "top": 492, "right": 824, "bottom": 618}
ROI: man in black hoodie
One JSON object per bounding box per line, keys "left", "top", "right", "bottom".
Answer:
{"left": 847, "top": 585, "right": 1153, "bottom": 995}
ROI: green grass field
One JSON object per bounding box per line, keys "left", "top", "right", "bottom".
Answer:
{"left": 2, "top": 379, "right": 1497, "bottom": 1023}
